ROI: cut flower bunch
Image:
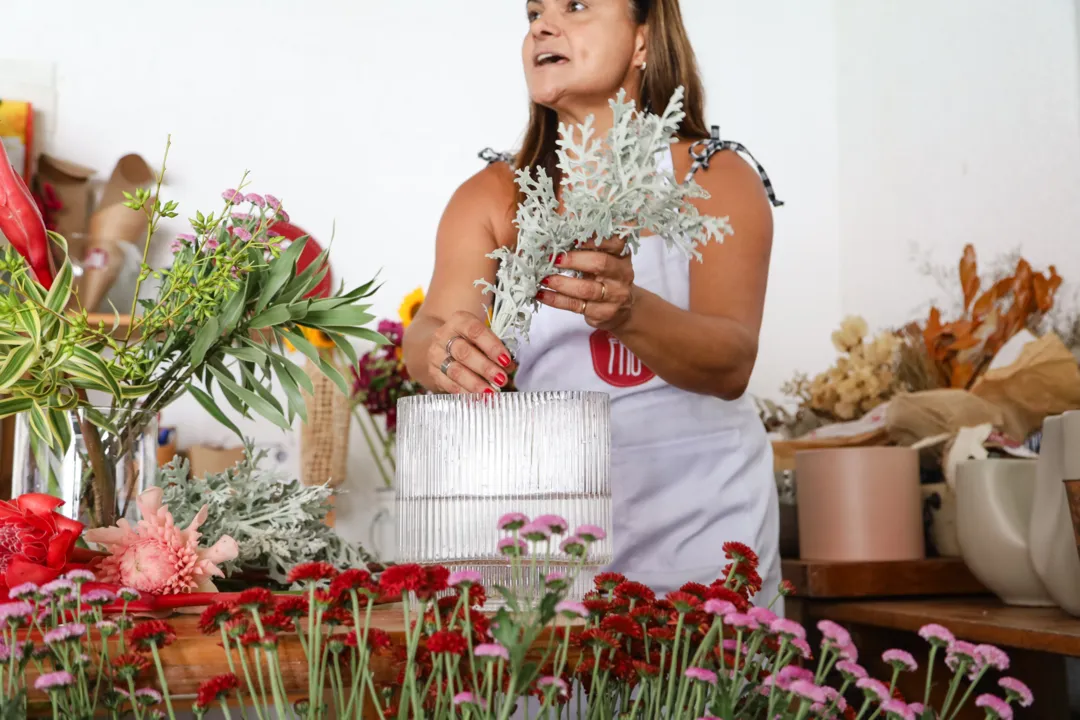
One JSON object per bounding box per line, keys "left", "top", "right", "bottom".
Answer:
{"left": 0, "top": 510, "right": 1030, "bottom": 719}
{"left": 0, "top": 137, "right": 383, "bottom": 526}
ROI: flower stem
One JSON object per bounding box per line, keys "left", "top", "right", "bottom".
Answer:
{"left": 945, "top": 666, "right": 989, "bottom": 720}
{"left": 149, "top": 644, "right": 177, "bottom": 720}
{"left": 923, "top": 645, "right": 938, "bottom": 706}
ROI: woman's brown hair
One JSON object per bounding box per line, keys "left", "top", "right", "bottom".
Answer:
{"left": 514, "top": 0, "right": 709, "bottom": 188}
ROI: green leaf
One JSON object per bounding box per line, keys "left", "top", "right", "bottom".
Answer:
{"left": 18, "top": 305, "right": 42, "bottom": 343}
{"left": 323, "top": 330, "right": 358, "bottom": 367}
{"left": 46, "top": 408, "right": 73, "bottom": 455}
{"left": 301, "top": 306, "right": 376, "bottom": 328}
{"left": 27, "top": 404, "right": 55, "bottom": 451}
{"left": 238, "top": 362, "right": 285, "bottom": 417}
{"left": 277, "top": 327, "right": 350, "bottom": 396}
{"left": 0, "top": 342, "right": 39, "bottom": 391}
{"left": 117, "top": 382, "right": 157, "bottom": 400}
{"left": 186, "top": 383, "right": 243, "bottom": 438}
{"left": 70, "top": 346, "right": 122, "bottom": 400}
{"left": 190, "top": 317, "right": 220, "bottom": 367}
{"left": 209, "top": 366, "right": 291, "bottom": 430}
{"left": 320, "top": 325, "right": 387, "bottom": 345}
{"left": 248, "top": 305, "right": 292, "bottom": 329}
{"left": 206, "top": 361, "right": 253, "bottom": 419}
{"left": 268, "top": 355, "right": 308, "bottom": 424}
{"left": 44, "top": 259, "right": 74, "bottom": 316}
{"left": 224, "top": 345, "right": 266, "bottom": 363}
{"left": 218, "top": 275, "right": 249, "bottom": 333}
{"left": 257, "top": 235, "right": 308, "bottom": 312}
{"left": 0, "top": 396, "right": 34, "bottom": 419}
{"left": 271, "top": 353, "right": 315, "bottom": 395}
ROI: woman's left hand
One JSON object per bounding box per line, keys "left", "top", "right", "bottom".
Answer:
{"left": 536, "top": 237, "right": 636, "bottom": 331}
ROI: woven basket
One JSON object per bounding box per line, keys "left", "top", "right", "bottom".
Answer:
{"left": 300, "top": 356, "right": 351, "bottom": 491}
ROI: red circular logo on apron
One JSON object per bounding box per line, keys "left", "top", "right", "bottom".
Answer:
{"left": 589, "top": 330, "right": 655, "bottom": 387}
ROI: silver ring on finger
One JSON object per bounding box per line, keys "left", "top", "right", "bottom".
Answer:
{"left": 597, "top": 281, "right": 607, "bottom": 301}
{"left": 440, "top": 356, "right": 454, "bottom": 375}
{"left": 445, "top": 336, "right": 460, "bottom": 356}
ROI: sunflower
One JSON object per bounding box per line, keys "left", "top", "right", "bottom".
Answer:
{"left": 399, "top": 287, "right": 425, "bottom": 328}
{"left": 283, "top": 325, "right": 336, "bottom": 352}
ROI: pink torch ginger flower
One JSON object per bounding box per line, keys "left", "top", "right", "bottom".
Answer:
{"left": 975, "top": 694, "right": 1013, "bottom": 720}
{"left": 998, "top": 677, "right": 1033, "bottom": 707}
{"left": 84, "top": 488, "right": 238, "bottom": 595}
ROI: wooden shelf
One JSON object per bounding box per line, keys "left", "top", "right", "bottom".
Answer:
{"left": 781, "top": 557, "right": 987, "bottom": 599}
{"left": 806, "top": 597, "right": 1080, "bottom": 657}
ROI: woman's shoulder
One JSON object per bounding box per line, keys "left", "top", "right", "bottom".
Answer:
{"left": 670, "top": 137, "right": 768, "bottom": 200}
{"left": 442, "top": 161, "right": 518, "bottom": 247}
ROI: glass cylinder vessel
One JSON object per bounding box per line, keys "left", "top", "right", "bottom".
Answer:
{"left": 11, "top": 408, "right": 158, "bottom": 527}
{"left": 396, "top": 391, "right": 612, "bottom": 606}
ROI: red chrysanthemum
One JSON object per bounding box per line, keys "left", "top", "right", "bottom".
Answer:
{"left": 261, "top": 611, "right": 295, "bottom": 633}
{"left": 378, "top": 564, "right": 426, "bottom": 597}
{"left": 461, "top": 582, "right": 486, "bottom": 608}
{"left": 287, "top": 562, "right": 339, "bottom": 585}
{"left": 582, "top": 599, "right": 610, "bottom": 617}
{"left": 613, "top": 581, "right": 656, "bottom": 603}
{"left": 236, "top": 587, "right": 275, "bottom": 612}
{"left": 647, "top": 627, "right": 675, "bottom": 645}
{"left": 329, "top": 569, "right": 374, "bottom": 598}
{"left": 112, "top": 652, "right": 151, "bottom": 680}
{"left": 578, "top": 629, "right": 619, "bottom": 650}
{"left": 594, "top": 572, "right": 627, "bottom": 593}
{"left": 276, "top": 596, "right": 310, "bottom": 618}
{"left": 346, "top": 627, "right": 393, "bottom": 652}
{"left": 416, "top": 565, "right": 450, "bottom": 600}
{"left": 678, "top": 582, "right": 709, "bottom": 599}
{"left": 198, "top": 602, "right": 235, "bottom": 635}
{"left": 779, "top": 579, "right": 797, "bottom": 597}
{"left": 426, "top": 630, "right": 468, "bottom": 655}
{"left": 722, "top": 541, "right": 759, "bottom": 568}
{"left": 633, "top": 660, "right": 661, "bottom": 677}
{"left": 129, "top": 620, "right": 176, "bottom": 651}
{"left": 629, "top": 605, "right": 657, "bottom": 624}
{"left": 601, "top": 615, "right": 643, "bottom": 640}
{"left": 664, "top": 591, "right": 700, "bottom": 614}
{"left": 195, "top": 673, "right": 239, "bottom": 709}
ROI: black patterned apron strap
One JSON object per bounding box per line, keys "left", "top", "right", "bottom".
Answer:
{"left": 685, "top": 126, "right": 784, "bottom": 208}
{"left": 478, "top": 148, "right": 515, "bottom": 166}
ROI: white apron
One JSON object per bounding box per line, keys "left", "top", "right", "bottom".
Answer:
{"left": 507, "top": 147, "right": 783, "bottom": 612}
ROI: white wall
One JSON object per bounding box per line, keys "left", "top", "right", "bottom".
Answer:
{"left": 2, "top": 0, "right": 842, "bottom": 541}
{"left": 835, "top": 1, "right": 1080, "bottom": 328}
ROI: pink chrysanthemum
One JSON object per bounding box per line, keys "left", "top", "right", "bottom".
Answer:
{"left": 704, "top": 599, "right": 736, "bottom": 616}
{"left": 856, "top": 677, "right": 890, "bottom": 703}
{"left": 975, "top": 644, "right": 1010, "bottom": 671}
{"left": 559, "top": 536, "right": 586, "bottom": 555}
{"left": 748, "top": 606, "right": 777, "bottom": 626}
{"left": 998, "top": 677, "right": 1033, "bottom": 707}
{"left": 836, "top": 660, "right": 868, "bottom": 680}
{"left": 817, "top": 619, "right": 851, "bottom": 647}
{"left": 34, "top": 671, "right": 74, "bottom": 691}
{"left": 975, "top": 694, "right": 1013, "bottom": 720}
{"left": 684, "top": 667, "right": 718, "bottom": 684}
{"left": 945, "top": 640, "right": 978, "bottom": 671}
{"left": 769, "top": 617, "right": 806, "bottom": 640}
{"left": 453, "top": 691, "right": 486, "bottom": 708}
{"left": 918, "top": 623, "right": 954, "bottom": 646}
{"left": 221, "top": 189, "right": 244, "bottom": 203}
{"left": 497, "top": 513, "right": 528, "bottom": 531}
{"left": 519, "top": 521, "right": 551, "bottom": 541}
{"left": 789, "top": 679, "right": 827, "bottom": 704}
{"left": 497, "top": 537, "right": 527, "bottom": 556}
{"left": 84, "top": 488, "right": 238, "bottom": 595}
{"left": 244, "top": 193, "right": 265, "bottom": 207}
{"left": 880, "top": 698, "right": 915, "bottom": 720}
{"left": 230, "top": 226, "right": 252, "bottom": 242}
{"left": 791, "top": 637, "right": 812, "bottom": 659}
{"left": 533, "top": 514, "right": 568, "bottom": 534}
{"left": 723, "top": 613, "right": 759, "bottom": 631}
{"left": 448, "top": 570, "right": 483, "bottom": 586}
{"left": 555, "top": 600, "right": 589, "bottom": 618}
{"left": 538, "top": 676, "right": 569, "bottom": 695}
{"left": 575, "top": 524, "right": 606, "bottom": 542}
{"left": 473, "top": 643, "right": 510, "bottom": 661}
{"left": 838, "top": 642, "right": 859, "bottom": 662}
{"left": 883, "top": 648, "right": 918, "bottom": 672}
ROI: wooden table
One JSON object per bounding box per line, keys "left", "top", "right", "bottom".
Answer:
{"left": 782, "top": 558, "right": 1071, "bottom": 719}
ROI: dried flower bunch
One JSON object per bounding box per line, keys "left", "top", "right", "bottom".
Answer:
{"left": 157, "top": 444, "right": 371, "bottom": 584}
{"left": 478, "top": 87, "right": 732, "bottom": 351}
{"left": 913, "top": 244, "right": 1062, "bottom": 389}
{"left": 784, "top": 316, "right": 902, "bottom": 422}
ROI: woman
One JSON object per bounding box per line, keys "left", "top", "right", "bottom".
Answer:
{"left": 402, "top": 0, "right": 784, "bottom": 607}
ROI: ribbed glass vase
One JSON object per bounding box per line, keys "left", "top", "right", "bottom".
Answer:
{"left": 396, "top": 391, "right": 612, "bottom": 607}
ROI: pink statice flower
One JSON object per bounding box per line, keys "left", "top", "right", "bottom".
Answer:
{"left": 998, "top": 677, "right": 1033, "bottom": 707}
{"left": 817, "top": 619, "right": 852, "bottom": 647}
{"left": 221, "top": 189, "right": 244, "bottom": 204}
{"left": 575, "top": 524, "right": 606, "bottom": 542}
{"left": 975, "top": 694, "right": 1013, "bottom": 720}
{"left": 880, "top": 698, "right": 915, "bottom": 720}
{"left": 918, "top": 622, "right": 954, "bottom": 646}
{"left": 976, "top": 643, "right": 1010, "bottom": 671}
{"left": 836, "top": 660, "right": 868, "bottom": 681}
{"left": 856, "top": 677, "right": 890, "bottom": 703}
{"left": 883, "top": 648, "right": 918, "bottom": 672}
{"left": 684, "top": 667, "right": 718, "bottom": 685}
{"left": 84, "top": 487, "right": 238, "bottom": 595}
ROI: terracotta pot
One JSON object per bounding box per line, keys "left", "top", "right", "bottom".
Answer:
{"left": 956, "top": 459, "right": 1053, "bottom": 607}
{"left": 795, "top": 447, "right": 923, "bottom": 562}
{"left": 1029, "top": 412, "right": 1080, "bottom": 615}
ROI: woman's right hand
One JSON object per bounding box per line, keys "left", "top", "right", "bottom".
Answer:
{"left": 428, "top": 310, "right": 514, "bottom": 394}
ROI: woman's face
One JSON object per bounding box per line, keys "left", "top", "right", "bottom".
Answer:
{"left": 523, "top": 0, "right": 647, "bottom": 113}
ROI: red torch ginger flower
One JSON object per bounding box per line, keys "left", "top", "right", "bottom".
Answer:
{"left": 0, "top": 494, "right": 85, "bottom": 598}
{"left": 84, "top": 488, "right": 237, "bottom": 595}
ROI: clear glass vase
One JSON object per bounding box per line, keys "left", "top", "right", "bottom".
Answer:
{"left": 396, "top": 391, "right": 612, "bottom": 607}
{"left": 11, "top": 408, "right": 158, "bottom": 527}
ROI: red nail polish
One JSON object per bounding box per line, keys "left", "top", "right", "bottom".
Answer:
{"left": 554, "top": 254, "right": 564, "bottom": 266}
{"left": 495, "top": 372, "right": 507, "bottom": 386}
{"left": 498, "top": 354, "right": 511, "bottom": 368}
{"left": 542, "top": 276, "right": 554, "bottom": 285}
{"left": 483, "top": 387, "right": 495, "bottom": 394}
{"left": 537, "top": 290, "right": 547, "bottom": 302}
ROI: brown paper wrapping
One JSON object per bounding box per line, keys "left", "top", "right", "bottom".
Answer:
{"left": 300, "top": 357, "right": 351, "bottom": 491}
{"left": 885, "top": 390, "right": 1011, "bottom": 446}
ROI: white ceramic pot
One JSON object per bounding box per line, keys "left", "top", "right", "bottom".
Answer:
{"left": 1028, "top": 411, "right": 1080, "bottom": 615}
{"left": 956, "top": 459, "right": 1054, "bottom": 606}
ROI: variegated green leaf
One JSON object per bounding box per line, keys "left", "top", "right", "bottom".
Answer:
{"left": 0, "top": 396, "right": 34, "bottom": 419}
{"left": 70, "top": 346, "right": 122, "bottom": 399}
{"left": 44, "top": 260, "right": 74, "bottom": 316}
{"left": 0, "top": 342, "right": 39, "bottom": 391}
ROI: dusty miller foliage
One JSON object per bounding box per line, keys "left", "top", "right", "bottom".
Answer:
{"left": 477, "top": 87, "right": 733, "bottom": 352}
{"left": 158, "top": 443, "right": 372, "bottom": 584}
